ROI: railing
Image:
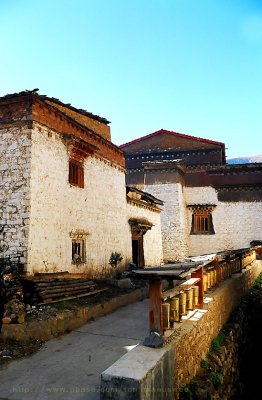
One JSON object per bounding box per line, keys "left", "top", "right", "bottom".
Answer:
{"left": 160, "top": 247, "right": 257, "bottom": 337}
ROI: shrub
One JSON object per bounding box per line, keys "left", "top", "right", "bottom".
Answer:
{"left": 200, "top": 359, "right": 208, "bottom": 369}
{"left": 109, "top": 252, "right": 123, "bottom": 269}
{"left": 211, "top": 372, "right": 223, "bottom": 389}
{"left": 211, "top": 332, "right": 224, "bottom": 353}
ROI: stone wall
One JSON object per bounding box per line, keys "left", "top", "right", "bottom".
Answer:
{"left": 185, "top": 186, "right": 262, "bottom": 256}
{"left": 179, "top": 273, "right": 262, "bottom": 399}
{"left": 126, "top": 202, "right": 163, "bottom": 266}
{"left": 166, "top": 261, "right": 262, "bottom": 399}
{"left": 27, "top": 124, "right": 131, "bottom": 276}
{"left": 144, "top": 183, "right": 189, "bottom": 261}
{"left": 0, "top": 125, "right": 31, "bottom": 263}
{"left": 101, "top": 260, "right": 262, "bottom": 400}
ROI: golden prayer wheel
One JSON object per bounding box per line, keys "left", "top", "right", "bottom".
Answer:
{"left": 169, "top": 296, "right": 180, "bottom": 322}
{"left": 192, "top": 285, "right": 199, "bottom": 306}
{"left": 215, "top": 267, "right": 219, "bottom": 283}
{"left": 213, "top": 269, "right": 217, "bottom": 286}
{"left": 210, "top": 270, "right": 214, "bottom": 287}
{"left": 209, "top": 270, "right": 213, "bottom": 287}
{"left": 179, "top": 291, "right": 187, "bottom": 315}
{"left": 210, "top": 270, "right": 213, "bottom": 286}
{"left": 162, "top": 302, "right": 170, "bottom": 329}
{"left": 207, "top": 271, "right": 211, "bottom": 289}
{"left": 186, "top": 288, "right": 193, "bottom": 310}
{"left": 217, "top": 268, "right": 220, "bottom": 283}
{"left": 213, "top": 269, "right": 216, "bottom": 285}
{"left": 203, "top": 273, "right": 208, "bottom": 292}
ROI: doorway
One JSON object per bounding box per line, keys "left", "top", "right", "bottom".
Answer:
{"left": 132, "top": 234, "right": 144, "bottom": 267}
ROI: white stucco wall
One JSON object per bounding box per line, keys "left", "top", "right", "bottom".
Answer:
{"left": 0, "top": 127, "right": 31, "bottom": 263}
{"left": 185, "top": 186, "right": 262, "bottom": 256}
{"left": 126, "top": 202, "right": 163, "bottom": 266}
{"left": 27, "top": 125, "right": 131, "bottom": 276}
{"left": 144, "top": 183, "right": 189, "bottom": 261}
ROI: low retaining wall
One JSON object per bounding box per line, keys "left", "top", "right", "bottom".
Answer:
{"left": 0, "top": 286, "right": 148, "bottom": 341}
{"left": 101, "top": 260, "right": 262, "bottom": 400}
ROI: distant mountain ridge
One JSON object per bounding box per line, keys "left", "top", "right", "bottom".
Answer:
{"left": 227, "top": 154, "right": 262, "bottom": 164}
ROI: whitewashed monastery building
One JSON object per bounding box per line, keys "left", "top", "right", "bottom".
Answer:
{"left": 121, "top": 129, "right": 262, "bottom": 262}
{"left": 0, "top": 90, "right": 163, "bottom": 276}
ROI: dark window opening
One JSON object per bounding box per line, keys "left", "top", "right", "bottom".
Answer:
{"left": 132, "top": 239, "right": 139, "bottom": 266}
{"left": 72, "top": 240, "right": 86, "bottom": 264}
{"left": 69, "top": 160, "right": 84, "bottom": 188}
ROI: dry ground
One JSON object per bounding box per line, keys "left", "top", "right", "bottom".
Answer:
{"left": 0, "top": 280, "right": 146, "bottom": 366}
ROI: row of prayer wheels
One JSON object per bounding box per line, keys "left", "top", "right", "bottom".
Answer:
{"left": 161, "top": 250, "right": 256, "bottom": 331}
{"left": 203, "top": 260, "right": 242, "bottom": 292}
{"left": 242, "top": 251, "right": 256, "bottom": 268}
{"left": 162, "top": 286, "right": 199, "bottom": 329}
{"left": 203, "top": 268, "right": 218, "bottom": 292}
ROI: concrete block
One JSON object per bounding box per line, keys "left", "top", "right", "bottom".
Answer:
{"left": 101, "top": 344, "right": 175, "bottom": 400}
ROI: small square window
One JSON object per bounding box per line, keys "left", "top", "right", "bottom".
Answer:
{"left": 190, "top": 211, "right": 215, "bottom": 235}
{"left": 72, "top": 239, "right": 86, "bottom": 264}
{"left": 69, "top": 160, "right": 84, "bottom": 188}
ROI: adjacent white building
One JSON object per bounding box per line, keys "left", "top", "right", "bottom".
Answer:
{"left": 0, "top": 90, "right": 163, "bottom": 276}
{"left": 121, "top": 129, "right": 262, "bottom": 261}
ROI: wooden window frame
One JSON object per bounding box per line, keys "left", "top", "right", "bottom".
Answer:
{"left": 72, "top": 239, "right": 86, "bottom": 264}
{"left": 194, "top": 214, "right": 210, "bottom": 233}
{"left": 69, "top": 159, "right": 84, "bottom": 188}
{"left": 190, "top": 211, "right": 215, "bottom": 235}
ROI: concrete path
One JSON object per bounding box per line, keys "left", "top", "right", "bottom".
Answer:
{"left": 0, "top": 299, "right": 149, "bottom": 400}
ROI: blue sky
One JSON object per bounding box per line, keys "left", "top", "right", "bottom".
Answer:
{"left": 0, "top": 0, "right": 261, "bottom": 158}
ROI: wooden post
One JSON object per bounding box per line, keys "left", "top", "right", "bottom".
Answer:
{"left": 191, "top": 267, "right": 204, "bottom": 309}
{"left": 149, "top": 279, "right": 163, "bottom": 335}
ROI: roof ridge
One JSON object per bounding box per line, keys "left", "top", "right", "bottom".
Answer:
{"left": 120, "top": 129, "right": 224, "bottom": 148}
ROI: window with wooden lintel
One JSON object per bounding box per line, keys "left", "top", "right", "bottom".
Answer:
{"left": 72, "top": 239, "right": 86, "bottom": 264}
{"left": 193, "top": 213, "right": 211, "bottom": 233}
{"left": 187, "top": 205, "right": 216, "bottom": 235}
{"left": 70, "top": 229, "right": 89, "bottom": 264}
{"left": 69, "top": 159, "right": 84, "bottom": 188}
{"left": 63, "top": 134, "right": 97, "bottom": 189}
